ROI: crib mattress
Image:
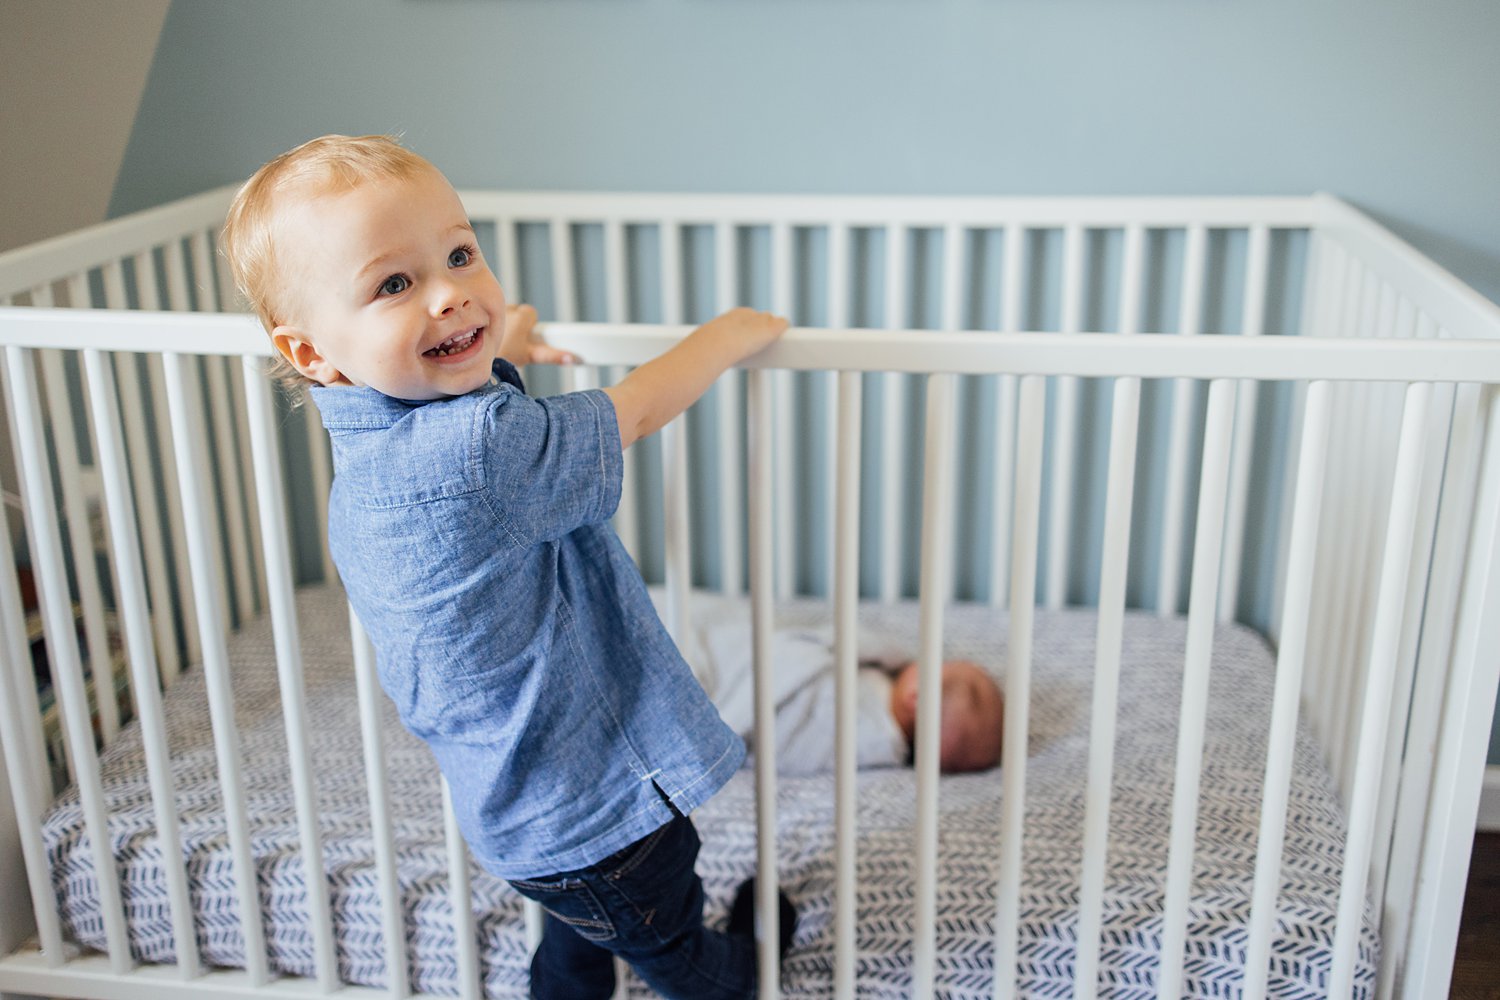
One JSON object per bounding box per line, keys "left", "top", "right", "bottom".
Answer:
{"left": 43, "top": 584, "right": 1376, "bottom": 998}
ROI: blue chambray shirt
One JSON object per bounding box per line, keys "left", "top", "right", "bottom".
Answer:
{"left": 310, "top": 360, "right": 745, "bottom": 880}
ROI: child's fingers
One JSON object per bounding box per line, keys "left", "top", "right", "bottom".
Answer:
{"left": 506, "top": 303, "right": 539, "bottom": 332}
{"left": 530, "top": 342, "right": 578, "bottom": 366}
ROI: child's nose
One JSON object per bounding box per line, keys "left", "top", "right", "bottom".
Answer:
{"left": 430, "top": 277, "right": 470, "bottom": 316}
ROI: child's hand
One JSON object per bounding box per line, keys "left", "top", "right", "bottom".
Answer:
{"left": 698, "top": 307, "right": 789, "bottom": 362}
{"left": 497, "top": 303, "right": 577, "bottom": 367}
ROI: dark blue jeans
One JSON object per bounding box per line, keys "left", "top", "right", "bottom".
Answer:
{"left": 507, "top": 810, "right": 756, "bottom": 1000}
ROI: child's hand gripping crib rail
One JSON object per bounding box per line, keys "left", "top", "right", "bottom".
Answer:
{"left": 4, "top": 186, "right": 1500, "bottom": 1000}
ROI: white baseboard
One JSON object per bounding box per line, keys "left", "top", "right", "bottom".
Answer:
{"left": 1480, "top": 765, "right": 1500, "bottom": 832}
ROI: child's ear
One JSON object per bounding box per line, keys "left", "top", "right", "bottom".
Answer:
{"left": 272, "top": 324, "right": 344, "bottom": 385}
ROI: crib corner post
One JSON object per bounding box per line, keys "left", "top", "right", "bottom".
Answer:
{"left": 0, "top": 755, "right": 35, "bottom": 963}
{"left": 1400, "top": 383, "right": 1500, "bottom": 1000}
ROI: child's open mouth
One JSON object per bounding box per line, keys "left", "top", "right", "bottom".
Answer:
{"left": 424, "top": 327, "right": 482, "bottom": 359}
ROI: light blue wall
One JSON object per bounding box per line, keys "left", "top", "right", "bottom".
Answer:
{"left": 113, "top": 0, "right": 1500, "bottom": 306}
{"left": 110, "top": 0, "right": 1500, "bottom": 760}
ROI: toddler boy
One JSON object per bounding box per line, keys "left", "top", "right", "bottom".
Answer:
{"left": 221, "top": 134, "right": 792, "bottom": 999}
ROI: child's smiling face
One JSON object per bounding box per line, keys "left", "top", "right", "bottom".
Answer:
{"left": 270, "top": 166, "right": 507, "bottom": 400}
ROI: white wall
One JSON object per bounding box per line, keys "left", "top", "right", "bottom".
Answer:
{"left": 0, "top": 0, "right": 171, "bottom": 253}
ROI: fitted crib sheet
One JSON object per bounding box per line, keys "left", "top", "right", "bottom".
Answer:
{"left": 43, "top": 583, "right": 1376, "bottom": 998}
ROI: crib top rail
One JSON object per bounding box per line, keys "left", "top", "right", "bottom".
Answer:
{"left": 0, "top": 187, "right": 233, "bottom": 301}
{"left": 3, "top": 187, "right": 1497, "bottom": 351}
{"left": 457, "top": 190, "right": 1324, "bottom": 229}
{"left": 5, "top": 305, "right": 1500, "bottom": 385}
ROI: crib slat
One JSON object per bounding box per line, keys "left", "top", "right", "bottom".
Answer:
{"left": 1327, "top": 381, "right": 1434, "bottom": 998}
{"left": 81, "top": 348, "right": 203, "bottom": 979}
{"left": 772, "top": 222, "right": 794, "bottom": 598}
{"left": 550, "top": 218, "right": 577, "bottom": 324}
{"left": 0, "top": 306, "right": 51, "bottom": 814}
{"left": 213, "top": 228, "right": 238, "bottom": 314}
{"left": 824, "top": 225, "right": 851, "bottom": 595}
{"left": 157, "top": 249, "right": 213, "bottom": 666}
{"left": 5, "top": 345, "right": 133, "bottom": 973}
{"left": 1330, "top": 378, "right": 1381, "bottom": 788}
{"left": 1378, "top": 377, "right": 1480, "bottom": 999}
{"left": 347, "top": 615, "right": 410, "bottom": 998}
{"left": 660, "top": 220, "right": 682, "bottom": 327}
{"left": 0, "top": 383, "right": 66, "bottom": 966}
{"left": 987, "top": 224, "right": 1027, "bottom": 608}
{"left": 940, "top": 224, "right": 964, "bottom": 334}
{"left": 124, "top": 252, "right": 185, "bottom": 684}
{"left": 1363, "top": 326, "right": 1437, "bottom": 939}
{"left": 1326, "top": 270, "right": 1380, "bottom": 791}
{"left": 662, "top": 413, "right": 691, "bottom": 637}
{"left": 715, "top": 220, "right": 743, "bottom": 594}
{"left": 880, "top": 224, "right": 909, "bottom": 603}
{"left": 660, "top": 223, "right": 691, "bottom": 637}
{"left": 605, "top": 220, "right": 639, "bottom": 561}
{"left": 716, "top": 367, "right": 744, "bottom": 595}
{"left": 37, "top": 348, "right": 119, "bottom": 741}
{"left": 301, "top": 393, "right": 339, "bottom": 586}
{"left": 204, "top": 355, "right": 255, "bottom": 627}
{"left": 1371, "top": 314, "right": 1443, "bottom": 922}
{"left": 1288, "top": 240, "right": 1341, "bottom": 725}
{"left": 1155, "top": 377, "right": 1235, "bottom": 1000}
{"left": 832, "top": 370, "right": 861, "bottom": 1000}
{"left": 1045, "top": 224, "right": 1085, "bottom": 610}
{"left": 747, "top": 367, "right": 780, "bottom": 998}
{"left": 441, "top": 778, "right": 482, "bottom": 1000}
{"left": 992, "top": 375, "right": 1045, "bottom": 999}
{"left": 190, "top": 230, "right": 219, "bottom": 311}
{"left": 243, "top": 363, "right": 339, "bottom": 990}
{"left": 1402, "top": 383, "right": 1500, "bottom": 1000}
{"left": 987, "top": 374, "right": 1018, "bottom": 609}
{"left": 110, "top": 352, "right": 187, "bottom": 685}
{"left": 1218, "top": 224, "right": 1271, "bottom": 622}
{"left": 912, "top": 373, "right": 956, "bottom": 1000}
{"left": 1241, "top": 380, "right": 1332, "bottom": 1000}
{"left": 1155, "top": 224, "right": 1208, "bottom": 617}
{"left": 161, "top": 351, "right": 270, "bottom": 984}
{"left": 29, "top": 286, "right": 120, "bottom": 731}
{"left": 1310, "top": 255, "right": 1363, "bottom": 749}
{"left": 497, "top": 217, "right": 522, "bottom": 303}
{"left": 225, "top": 361, "right": 268, "bottom": 613}
{"left": 1072, "top": 375, "right": 1141, "bottom": 1000}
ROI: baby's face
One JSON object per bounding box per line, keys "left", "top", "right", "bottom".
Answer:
{"left": 891, "top": 659, "right": 1006, "bottom": 773}
{"left": 270, "top": 167, "right": 508, "bottom": 400}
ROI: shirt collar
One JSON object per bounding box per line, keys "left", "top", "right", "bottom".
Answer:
{"left": 310, "top": 358, "right": 526, "bottom": 430}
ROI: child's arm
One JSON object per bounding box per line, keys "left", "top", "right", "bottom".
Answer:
{"left": 603, "top": 307, "right": 788, "bottom": 449}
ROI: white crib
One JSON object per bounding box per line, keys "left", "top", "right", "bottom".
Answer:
{"left": 1, "top": 189, "right": 1499, "bottom": 1000}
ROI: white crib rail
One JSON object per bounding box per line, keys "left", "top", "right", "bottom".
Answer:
{"left": 3, "top": 190, "right": 1500, "bottom": 1000}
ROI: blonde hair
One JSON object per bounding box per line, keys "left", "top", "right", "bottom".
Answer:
{"left": 220, "top": 134, "right": 435, "bottom": 392}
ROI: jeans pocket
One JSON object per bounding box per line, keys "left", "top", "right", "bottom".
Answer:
{"left": 508, "top": 877, "right": 617, "bottom": 943}
{"left": 599, "top": 816, "right": 683, "bottom": 883}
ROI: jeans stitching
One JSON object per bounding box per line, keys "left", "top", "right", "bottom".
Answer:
{"left": 604, "top": 818, "right": 677, "bottom": 881}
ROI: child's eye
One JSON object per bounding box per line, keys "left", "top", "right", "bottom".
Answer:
{"left": 449, "top": 244, "right": 478, "bottom": 268}
{"left": 378, "top": 274, "right": 409, "bottom": 297}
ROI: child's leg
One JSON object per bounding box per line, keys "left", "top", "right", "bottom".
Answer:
{"left": 588, "top": 812, "right": 757, "bottom": 999}
{"left": 511, "top": 811, "right": 760, "bottom": 1000}
{"left": 529, "top": 908, "right": 616, "bottom": 999}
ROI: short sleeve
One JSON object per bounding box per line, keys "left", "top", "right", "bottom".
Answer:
{"left": 481, "top": 386, "right": 623, "bottom": 545}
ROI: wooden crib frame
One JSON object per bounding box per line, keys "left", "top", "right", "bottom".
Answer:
{"left": 1, "top": 190, "right": 1499, "bottom": 999}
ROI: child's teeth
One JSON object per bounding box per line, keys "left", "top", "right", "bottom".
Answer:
{"left": 429, "top": 329, "right": 476, "bottom": 357}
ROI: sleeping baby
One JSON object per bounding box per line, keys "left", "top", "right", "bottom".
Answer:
{"left": 654, "top": 591, "right": 1006, "bottom": 776}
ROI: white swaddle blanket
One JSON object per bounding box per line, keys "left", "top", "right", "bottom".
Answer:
{"left": 650, "top": 588, "right": 911, "bottom": 774}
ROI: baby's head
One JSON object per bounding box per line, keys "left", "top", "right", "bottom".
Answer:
{"left": 221, "top": 134, "right": 507, "bottom": 400}
{"left": 890, "top": 659, "right": 1005, "bottom": 774}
